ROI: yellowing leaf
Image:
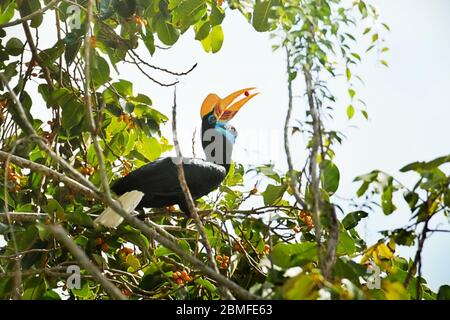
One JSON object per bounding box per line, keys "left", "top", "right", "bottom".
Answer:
{"left": 126, "top": 254, "right": 141, "bottom": 271}
{"left": 383, "top": 281, "right": 410, "bottom": 300}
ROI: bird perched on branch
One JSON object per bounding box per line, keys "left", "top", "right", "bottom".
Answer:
{"left": 95, "top": 88, "right": 258, "bottom": 228}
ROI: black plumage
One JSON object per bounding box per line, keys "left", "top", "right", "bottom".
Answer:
{"left": 110, "top": 110, "right": 235, "bottom": 214}
{"left": 111, "top": 157, "right": 226, "bottom": 213}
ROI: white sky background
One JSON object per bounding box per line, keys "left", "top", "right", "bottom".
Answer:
{"left": 4, "top": 0, "right": 450, "bottom": 291}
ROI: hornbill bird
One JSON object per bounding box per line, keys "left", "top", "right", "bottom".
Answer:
{"left": 95, "top": 88, "right": 258, "bottom": 228}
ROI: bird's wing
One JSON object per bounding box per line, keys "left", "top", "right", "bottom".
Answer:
{"left": 111, "top": 157, "right": 226, "bottom": 198}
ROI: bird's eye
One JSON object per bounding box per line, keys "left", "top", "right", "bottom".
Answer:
{"left": 208, "top": 114, "right": 216, "bottom": 124}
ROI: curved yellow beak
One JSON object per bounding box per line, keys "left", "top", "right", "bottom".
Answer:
{"left": 214, "top": 88, "right": 259, "bottom": 122}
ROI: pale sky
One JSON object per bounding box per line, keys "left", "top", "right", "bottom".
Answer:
{"left": 5, "top": 0, "right": 450, "bottom": 291}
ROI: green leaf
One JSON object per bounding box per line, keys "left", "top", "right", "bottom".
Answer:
{"left": 0, "top": 1, "right": 15, "bottom": 24}
{"left": 210, "top": 1, "right": 225, "bottom": 26}
{"left": 342, "top": 210, "right": 368, "bottom": 230}
{"left": 382, "top": 184, "right": 396, "bottom": 215}
{"left": 112, "top": 79, "right": 133, "bottom": 97}
{"left": 321, "top": 160, "right": 340, "bottom": 195}
{"left": 117, "top": 0, "right": 137, "bottom": 17}
{"left": 348, "top": 88, "right": 356, "bottom": 99}
{"left": 42, "top": 290, "right": 61, "bottom": 300}
{"left": 136, "top": 136, "right": 162, "bottom": 161}
{"left": 272, "top": 242, "right": 317, "bottom": 269}
{"left": 346, "top": 67, "right": 351, "bottom": 81}
{"left": 61, "top": 100, "right": 85, "bottom": 130}
{"left": 444, "top": 190, "right": 450, "bottom": 208}
{"left": 195, "top": 278, "right": 217, "bottom": 293}
{"left": 390, "top": 228, "right": 415, "bottom": 246}
{"left": 262, "top": 184, "right": 287, "bottom": 205}
{"left": 172, "top": 0, "right": 207, "bottom": 30}
{"left": 201, "top": 25, "right": 224, "bottom": 53}
{"left": 43, "top": 199, "right": 64, "bottom": 220}
{"left": 23, "top": 278, "right": 46, "bottom": 300}
{"left": 252, "top": 0, "right": 277, "bottom": 32}
{"left": 142, "top": 25, "right": 155, "bottom": 55}
{"left": 403, "top": 191, "right": 419, "bottom": 209}
{"left": 400, "top": 155, "right": 450, "bottom": 172}
{"left": 337, "top": 229, "right": 356, "bottom": 255}
{"left": 98, "top": 0, "right": 118, "bottom": 20}
{"left": 5, "top": 37, "right": 23, "bottom": 56}
{"left": 372, "top": 33, "right": 379, "bottom": 43}
{"left": 130, "top": 94, "right": 152, "bottom": 106}
{"left": 346, "top": 104, "right": 355, "bottom": 119}
{"left": 194, "top": 20, "right": 211, "bottom": 41}
{"left": 156, "top": 19, "right": 179, "bottom": 46}
{"left": 18, "top": 0, "right": 43, "bottom": 28}
{"left": 38, "top": 40, "right": 65, "bottom": 67}
{"left": 282, "top": 274, "right": 318, "bottom": 300}
{"left": 64, "top": 31, "right": 83, "bottom": 66}
{"left": 361, "top": 110, "right": 369, "bottom": 120}
{"left": 437, "top": 285, "right": 450, "bottom": 300}
{"left": 351, "top": 52, "right": 361, "bottom": 61}
{"left": 91, "top": 55, "right": 110, "bottom": 87}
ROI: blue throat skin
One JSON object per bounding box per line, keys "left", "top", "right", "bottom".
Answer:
{"left": 215, "top": 121, "right": 237, "bottom": 144}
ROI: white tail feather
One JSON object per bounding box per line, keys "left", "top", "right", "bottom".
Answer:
{"left": 94, "top": 191, "right": 144, "bottom": 229}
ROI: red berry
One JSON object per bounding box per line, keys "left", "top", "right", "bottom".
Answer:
{"left": 244, "top": 91, "right": 250, "bottom": 97}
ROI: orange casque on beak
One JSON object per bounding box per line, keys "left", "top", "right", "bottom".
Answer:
{"left": 200, "top": 88, "right": 259, "bottom": 122}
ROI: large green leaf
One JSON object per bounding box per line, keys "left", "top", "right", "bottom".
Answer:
{"left": 155, "top": 19, "right": 179, "bottom": 46}
{"left": 252, "top": 0, "right": 278, "bottom": 32}
{"left": 272, "top": 242, "right": 317, "bottom": 269}
{"left": 18, "top": 0, "right": 43, "bottom": 28}
{"left": 136, "top": 136, "right": 162, "bottom": 161}
{"left": 5, "top": 37, "right": 23, "bottom": 56}
{"left": 172, "top": 0, "right": 207, "bottom": 30}
{"left": 61, "top": 100, "right": 85, "bottom": 130}
{"left": 0, "top": 1, "right": 15, "bottom": 24}
{"left": 201, "top": 25, "right": 224, "bottom": 53}
{"left": 91, "top": 55, "right": 111, "bottom": 87}
{"left": 321, "top": 160, "right": 340, "bottom": 194}
{"left": 262, "top": 183, "right": 287, "bottom": 206}
{"left": 98, "top": 0, "right": 118, "bottom": 19}
{"left": 342, "top": 210, "right": 368, "bottom": 230}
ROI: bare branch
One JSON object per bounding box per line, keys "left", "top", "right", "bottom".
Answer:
{"left": 0, "top": 212, "right": 47, "bottom": 222}
{"left": 283, "top": 47, "right": 307, "bottom": 210}
{"left": 171, "top": 87, "right": 234, "bottom": 300}
{"left": 83, "top": 0, "right": 112, "bottom": 200}
{"left": 0, "top": 150, "right": 98, "bottom": 199}
{"left": 125, "top": 54, "right": 179, "bottom": 87}
{"left": 129, "top": 50, "right": 197, "bottom": 76}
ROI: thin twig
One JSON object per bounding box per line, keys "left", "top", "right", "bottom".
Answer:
{"left": 83, "top": 0, "right": 112, "bottom": 200}
{"left": 0, "top": 0, "right": 61, "bottom": 28}
{"left": 283, "top": 47, "right": 307, "bottom": 210}
{"left": 125, "top": 54, "right": 178, "bottom": 87}
{"left": 129, "top": 50, "right": 197, "bottom": 76}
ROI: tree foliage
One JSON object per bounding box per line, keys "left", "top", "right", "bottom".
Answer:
{"left": 0, "top": 0, "right": 449, "bottom": 300}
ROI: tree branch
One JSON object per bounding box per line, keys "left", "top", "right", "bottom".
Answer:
{"left": 0, "top": 150, "right": 98, "bottom": 199}
{"left": 171, "top": 87, "right": 234, "bottom": 300}
{"left": 47, "top": 224, "right": 127, "bottom": 300}
{"left": 0, "top": 0, "right": 61, "bottom": 28}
